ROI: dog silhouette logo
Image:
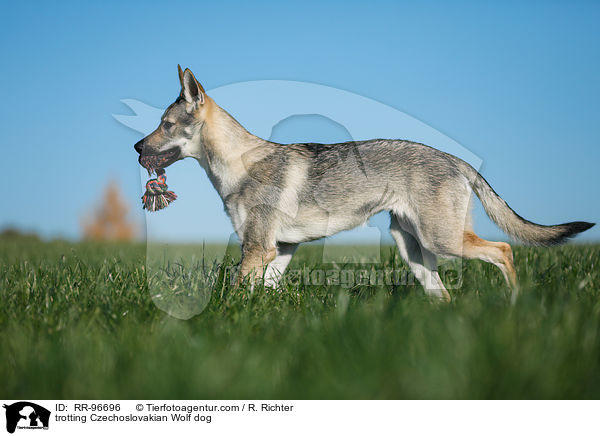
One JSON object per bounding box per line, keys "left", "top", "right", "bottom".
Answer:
{"left": 3, "top": 402, "right": 50, "bottom": 433}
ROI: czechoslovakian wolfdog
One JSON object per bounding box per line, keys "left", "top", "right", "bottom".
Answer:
{"left": 134, "top": 66, "right": 594, "bottom": 301}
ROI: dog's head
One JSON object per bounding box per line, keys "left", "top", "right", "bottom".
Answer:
{"left": 134, "top": 65, "right": 208, "bottom": 173}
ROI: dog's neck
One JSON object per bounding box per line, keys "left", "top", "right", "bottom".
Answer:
{"left": 196, "top": 97, "right": 271, "bottom": 199}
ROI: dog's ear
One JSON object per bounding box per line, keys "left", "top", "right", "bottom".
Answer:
{"left": 177, "top": 64, "right": 184, "bottom": 88}
{"left": 181, "top": 68, "right": 205, "bottom": 106}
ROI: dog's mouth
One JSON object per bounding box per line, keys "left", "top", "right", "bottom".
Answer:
{"left": 139, "top": 148, "right": 180, "bottom": 175}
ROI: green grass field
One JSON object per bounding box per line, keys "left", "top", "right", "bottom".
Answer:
{"left": 1, "top": 236, "right": 600, "bottom": 399}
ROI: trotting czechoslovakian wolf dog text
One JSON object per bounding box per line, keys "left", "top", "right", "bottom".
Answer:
{"left": 134, "top": 66, "right": 594, "bottom": 302}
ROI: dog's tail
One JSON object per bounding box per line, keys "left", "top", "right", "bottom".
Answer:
{"left": 454, "top": 159, "right": 594, "bottom": 246}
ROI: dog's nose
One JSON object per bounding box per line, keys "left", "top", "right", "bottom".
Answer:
{"left": 134, "top": 139, "right": 144, "bottom": 154}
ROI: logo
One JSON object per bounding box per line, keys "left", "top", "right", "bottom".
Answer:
{"left": 3, "top": 402, "right": 50, "bottom": 434}
{"left": 114, "top": 80, "right": 482, "bottom": 319}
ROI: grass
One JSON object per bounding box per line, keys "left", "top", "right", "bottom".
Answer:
{"left": 1, "top": 236, "right": 600, "bottom": 399}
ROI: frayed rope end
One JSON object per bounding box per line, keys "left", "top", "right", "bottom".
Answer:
{"left": 141, "top": 170, "right": 177, "bottom": 212}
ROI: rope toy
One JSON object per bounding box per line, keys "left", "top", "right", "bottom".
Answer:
{"left": 141, "top": 169, "right": 177, "bottom": 212}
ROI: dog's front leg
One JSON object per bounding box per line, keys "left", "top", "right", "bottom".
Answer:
{"left": 236, "top": 245, "right": 277, "bottom": 287}
{"left": 263, "top": 243, "right": 299, "bottom": 288}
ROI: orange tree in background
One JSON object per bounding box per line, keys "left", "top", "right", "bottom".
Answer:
{"left": 82, "top": 181, "right": 138, "bottom": 241}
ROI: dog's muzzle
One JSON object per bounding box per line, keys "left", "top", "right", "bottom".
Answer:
{"left": 137, "top": 145, "right": 181, "bottom": 175}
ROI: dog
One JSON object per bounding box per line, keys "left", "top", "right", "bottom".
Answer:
{"left": 134, "top": 66, "right": 594, "bottom": 301}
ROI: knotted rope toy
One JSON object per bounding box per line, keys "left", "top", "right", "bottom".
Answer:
{"left": 141, "top": 169, "right": 177, "bottom": 212}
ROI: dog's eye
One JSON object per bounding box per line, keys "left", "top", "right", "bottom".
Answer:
{"left": 163, "top": 122, "right": 173, "bottom": 132}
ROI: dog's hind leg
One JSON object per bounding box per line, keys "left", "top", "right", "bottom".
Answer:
{"left": 390, "top": 214, "right": 451, "bottom": 302}
{"left": 460, "top": 230, "right": 517, "bottom": 289}
{"left": 263, "top": 242, "right": 298, "bottom": 288}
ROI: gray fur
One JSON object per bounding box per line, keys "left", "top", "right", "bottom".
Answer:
{"left": 135, "top": 67, "right": 595, "bottom": 301}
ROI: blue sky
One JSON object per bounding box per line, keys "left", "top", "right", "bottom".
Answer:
{"left": 1, "top": 1, "right": 598, "bottom": 243}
